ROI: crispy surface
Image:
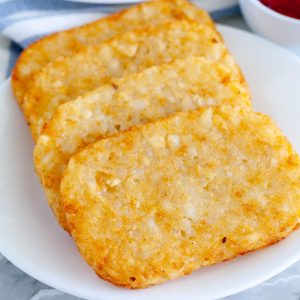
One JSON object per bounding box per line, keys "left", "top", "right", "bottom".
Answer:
{"left": 34, "top": 56, "right": 250, "bottom": 230}
{"left": 24, "top": 20, "right": 230, "bottom": 140}
{"left": 61, "top": 105, "right": 300, "bottom": 288}
{"left": 12, "top": 0, "right": 213, "bottom": 106}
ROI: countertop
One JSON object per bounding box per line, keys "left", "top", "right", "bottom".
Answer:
{"left": 1, "top": 15, "right": 300, "bottom": 300}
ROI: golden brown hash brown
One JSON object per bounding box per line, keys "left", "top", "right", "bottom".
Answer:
{"left": 23, "top": 20, "right": 233, "bottom": 141}
{"left": 12, "top": 0, "right": 214, "bottom": 106}
{"left": 34, "top": 56, "right": 250, "bottom": 230}
{"left": 60, "top": 105, "right": 300, "bottom": 289}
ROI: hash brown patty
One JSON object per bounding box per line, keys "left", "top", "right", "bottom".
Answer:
{"left": 12, "top": 0, "right": 213, "bottom": 107}
{"left": 61, "top": 105, "right": 300, "bottom": 288}
{"left": 34, "top": 56, "right": 250, "bottom": 230}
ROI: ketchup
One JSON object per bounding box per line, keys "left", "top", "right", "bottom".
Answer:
{"left": 260, "top": 0, "right": 300, "bottom": 20}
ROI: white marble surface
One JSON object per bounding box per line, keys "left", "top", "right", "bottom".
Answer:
{"left": 1, "top": 16, "right": 300, "bottom": 300}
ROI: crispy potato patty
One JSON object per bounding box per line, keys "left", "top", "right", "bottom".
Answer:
{"left": 61, "top": 105, "right": 300, "bottom": 288}
{"left": 12, "top": 0, "right": 213, "bottom": 106}
{"left": 34, "top": 56, "right": 250, "bottom": 230}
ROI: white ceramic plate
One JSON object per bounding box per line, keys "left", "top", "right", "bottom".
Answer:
{"left": 1, "top": 25, "right": 300, "bottom": 300}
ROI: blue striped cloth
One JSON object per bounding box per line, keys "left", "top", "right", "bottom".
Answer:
{"left": 0, "top": 0, "right": 239, "bottom": 77}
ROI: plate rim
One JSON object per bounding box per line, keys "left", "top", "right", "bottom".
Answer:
{"left": 1, "top": 24, "right": 300, "bottom": 300}
{"left": 63, "top": 0, "right": 144, "bottom": 4}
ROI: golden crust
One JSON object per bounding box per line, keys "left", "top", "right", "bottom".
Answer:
{"left": 23, "top": 20, "right": 230, "bottom": 141}
{"left": 61, "top": 105, "right": 300, "bottom": 288}
{"left": 34, "top": 56, "right": 250, "bottom": 230}
{"left": 12, "top": 0, "right": 213, "bottom": 107}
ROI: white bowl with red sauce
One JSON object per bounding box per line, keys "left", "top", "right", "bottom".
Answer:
{"left": 239, "top": 0, "right": 300, "bottom": 54}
